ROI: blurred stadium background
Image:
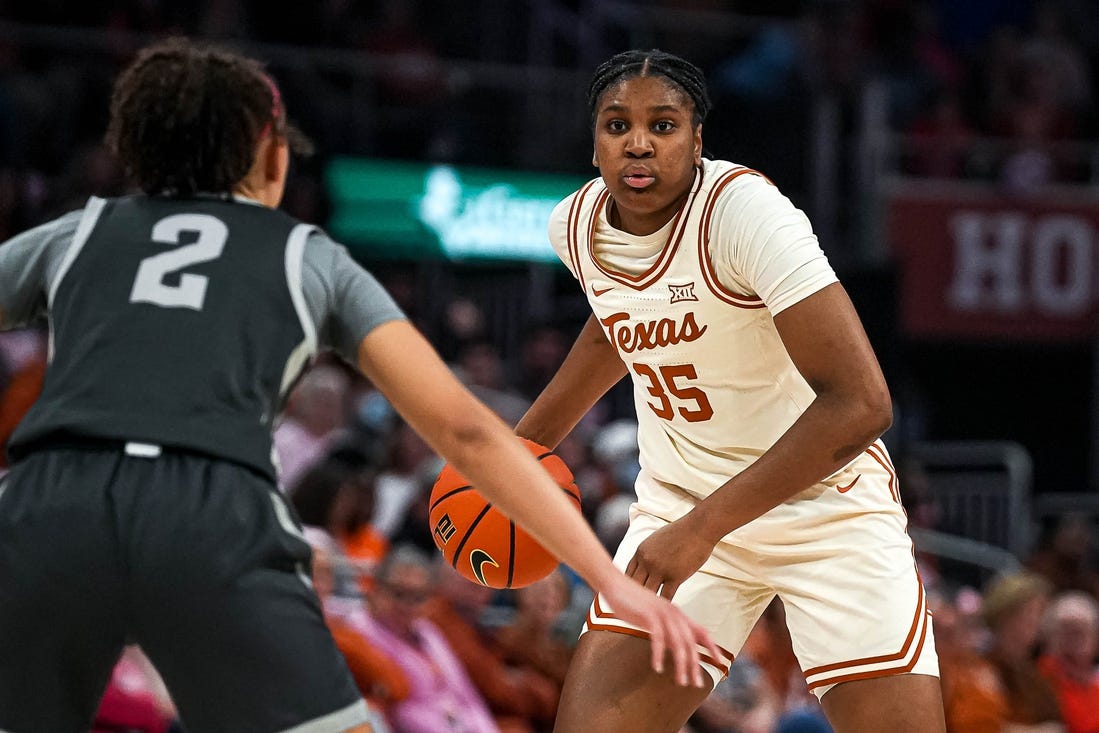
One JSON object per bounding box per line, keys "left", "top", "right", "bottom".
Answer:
{"left": 2, "top": 1, "right": 1098, "bottom": 731}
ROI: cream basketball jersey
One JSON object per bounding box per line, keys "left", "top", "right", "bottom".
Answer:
{"left": 550, "top": 159, "right": 885, "bottom": 514}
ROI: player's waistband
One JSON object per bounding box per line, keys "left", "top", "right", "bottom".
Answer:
{"left": 14, "top": 434, "right": 179, "bottom": 461}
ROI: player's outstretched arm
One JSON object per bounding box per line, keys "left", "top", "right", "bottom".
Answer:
{"left": 355, "top": 320, "right": 718, "bottom": 686}
{"left": 514, "top": 313, "right": 627, "bottom": 449}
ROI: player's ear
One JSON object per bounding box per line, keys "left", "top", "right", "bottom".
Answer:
{"left": 693, "top": 125, "right": 703, "bottom": 166}
{"left": 263, "top": 135, "right": 289, "bottom": 184}
{"left": 592, "top": 148, "right": 599, "bottom": 168}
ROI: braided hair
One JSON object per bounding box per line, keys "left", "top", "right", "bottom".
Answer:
{"left": 587, "top": 49, "right": 712, "bottom": 129}
{"left": 105, "top": 37, "right": 312, "bottom": 197}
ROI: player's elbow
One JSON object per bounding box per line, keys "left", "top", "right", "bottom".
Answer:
{"left": 435, "top": 405, "right": 500, "bottom": 458}
{"left": 860, "top": 382, "right": 893, "bottom": 439}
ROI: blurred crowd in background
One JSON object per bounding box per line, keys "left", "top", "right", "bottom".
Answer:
{"left": 2, "top": 0, "right": 1099, "bottom": 238}
{"left": 2, "top": 1, "right": 1099, "bottom": 732}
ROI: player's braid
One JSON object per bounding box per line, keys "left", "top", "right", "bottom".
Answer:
{"left": 106, "top": 37, "right": 277, "bottom": 196}
{"left": 587, "top": 49, "right": 712, "bottom": 127}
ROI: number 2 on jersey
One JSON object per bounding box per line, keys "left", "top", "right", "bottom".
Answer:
{"left": 633, "top": 363, "right": 714, "bottom": 422}
{"left": 130, "top": 214, "right": 227, "bottom": 311}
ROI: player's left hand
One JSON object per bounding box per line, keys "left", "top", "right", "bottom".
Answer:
{"left": 626, "top": 517, "right": 716, "bottom": 601}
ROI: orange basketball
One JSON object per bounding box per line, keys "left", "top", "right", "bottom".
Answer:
{"left": 429, "top": 438, "right": 582, "bottom": 589}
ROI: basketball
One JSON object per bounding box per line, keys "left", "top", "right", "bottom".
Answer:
{"left": 429, "top": 438, "right": 582, "bottom": 589}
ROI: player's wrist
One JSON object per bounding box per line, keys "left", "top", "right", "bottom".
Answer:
{"left": 682, "top": 506, "right": 728, "bottom": 546}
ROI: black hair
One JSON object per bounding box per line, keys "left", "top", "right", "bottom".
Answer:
{"left": 105, "top": 36, "right": 312, "bottom": 197}
{"left": 587, "top": 49, "right": 712, "bottom": 128}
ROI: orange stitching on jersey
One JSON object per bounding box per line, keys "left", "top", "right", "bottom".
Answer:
{"left": 802, "top": 579, "right": 926, "bottom": 684}
{"left": 586, "top": 169, "right": 704, "bottom": 291}
{"left": 864, "top": 443, "right": 901, "bottom": 503}
{"left": 698, "top": 168, "right": 768, "bottom": 309}
{"left": 568, "top": 180, "right": 599, "bottom": 292}
{"left": 590, "top": 594, "right": 737, "bottom": 664}
{"left": 805, "top": 610, "right": 931, "bottom": 691}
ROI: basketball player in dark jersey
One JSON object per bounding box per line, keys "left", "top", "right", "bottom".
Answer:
{"left": 0, "top": 38, "right": 718, "bottom": 733}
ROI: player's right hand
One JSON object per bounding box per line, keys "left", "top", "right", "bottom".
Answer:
{"left": 599, "top": 573, "right": 720, "bottom": 688}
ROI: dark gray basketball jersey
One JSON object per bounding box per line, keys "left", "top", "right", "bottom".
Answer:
{"left": 2, "top": 195, "right": 404, "bottom": 480}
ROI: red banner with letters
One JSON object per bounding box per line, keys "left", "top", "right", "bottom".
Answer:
{"left": 888, "top": 182, "right": 1099, "bottom": 341}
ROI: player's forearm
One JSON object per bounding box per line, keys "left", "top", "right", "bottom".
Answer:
{"left": 356, "top": 322, "right": 623, "bottom": 592}
{"left": 515, "top": 314, "right": 627, "bottom": 448}
{"left": 686, "top": 387, "right": 892, "bottom": 544}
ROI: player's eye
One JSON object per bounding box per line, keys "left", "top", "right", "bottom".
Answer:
{"left": 606, "top": 119, "right": 627, "bottom": 133}
{"left": 653, "top": 120, "right": 676, "bottom": 133}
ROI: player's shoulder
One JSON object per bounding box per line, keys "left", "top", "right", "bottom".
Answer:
{"left": 552, "top": 175, "right": 607, "bottom": 220}
{"left": 698, "top": 159, "right": 776, "bottom": 201}
{"left": 549, "top": 175, "right": 607, "bottom": 243}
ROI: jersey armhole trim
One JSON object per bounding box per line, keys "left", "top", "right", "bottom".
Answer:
{"left": 279, "top": 223, "right": 319, "bottom": 397}
{"left": 567, "top": 180, "right": 599, "bottom": 290}
{"left": 47, "top": 197, "right": 106, "bottom": 309}
{"left": 46, "top": 197, "right": 107, "bottom": 361}
{"left": 698, "top": 170, "right": 767, "bottom": 309}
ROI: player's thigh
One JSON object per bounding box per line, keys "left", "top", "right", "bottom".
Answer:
{"left": 127, "top": 456, "right": 367, "bottom": 733}
{"left": 821, "top": 672, "right": 946, "bottom": 733}
{"left": 774, "top": 506, "right": 940, "bottom": 704}
{"left": 0, "top": 451, "right": 127, "bottom": 732}
{"left": 554, "top": 630, "right": 712, "bottom": 733}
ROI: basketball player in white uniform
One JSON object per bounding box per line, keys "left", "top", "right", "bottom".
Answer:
{"left": 515, "top": 50, "right": 946, "bottom": 732}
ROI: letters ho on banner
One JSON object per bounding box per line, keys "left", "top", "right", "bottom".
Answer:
{"left": 888, "top": 182, "right": 1099, "bottom": 341}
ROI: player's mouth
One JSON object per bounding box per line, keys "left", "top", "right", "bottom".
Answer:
{"left": 622, "top": 168, "right": 656, "bottom": 190}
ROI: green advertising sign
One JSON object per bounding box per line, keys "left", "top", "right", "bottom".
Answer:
{"left": 325, "top": 157, "right": 587, "bottom": 263}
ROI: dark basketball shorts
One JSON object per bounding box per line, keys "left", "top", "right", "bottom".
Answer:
{"left": 0, "top": 443, "right": 368, "bottom": 733}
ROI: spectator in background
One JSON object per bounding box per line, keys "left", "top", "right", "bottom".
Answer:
{"left": 289, "top": 451, "right": 388, "bottom": 586}
{"left": 305, "top": 528, "right": 407, "bottom": 732}
{"left": 517, "top": 324, "right": 569, "bottom": 401}
{"left": 905, "top": 87, "right": 975, "bottom": 178}
{"left": 274, "top": 360, "right": 353, "bottom": 490}
{"left": 897, "top": 455, "right": 945, "bottom": 593}
{"left": 741, "top": 599, "right": 820, "bottom": 723}
{"left": 435, "top": 296, "right": 487, "bottom": 363}
{"left": 1027, "top": 513, "right": 1099, "bottom": 600}
{"left": 373, "top": 417, "right": 440, "bottom": 541}
{"left": 359, "top": 0, "right": 448, "bottom": 160}
{"left": 455, "top": 340, "right": 531, "bottom": 427}
{"left": 353, "top": 545, "right": 501, "bottom": 733}
{"left": 494, "top": 570, "right": 575, "bottom": 689}
{"left": 942, "top": 572, "right": 1063, "bottom": 733}
{"left": 423, "top": 563, "right": 559, "bottom": 732}
{"left": 690, "top": 656, "right": 782, "bottom": 733}
{"left": 1038, "top": 591, "right": 1099, "bottom": 733}
{"left": 389, "top": 456, "right": 446, "bottom": 556}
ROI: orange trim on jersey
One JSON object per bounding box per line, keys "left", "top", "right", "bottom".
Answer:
{"left": 567, "top": 180, "right": 599, "bottom": 292}
{"left": 585, "top": 168, "right": 704, "bottom": 292}
{"left": 805, "top": 611, "right": 932, "bottom": 692}
{"left": 802, "top": 580, "right": 927, "bottom": 689}
{"left": 588, "top": 594, "right": 736, "bottom": 668}
{"left": 864, "top": 443, "right": 901, "bottom": 504}
{"left": 698, "top": 168, "right": 768, "bottom": 309}
{"left": 584, "top": 618, "right": 733, "bottom": 676}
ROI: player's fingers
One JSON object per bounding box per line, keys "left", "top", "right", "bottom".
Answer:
{"left": 692, "top": 620, "right": 723, "bottom": 672}
{"left": 659, "top": 579, "right": 680, "bottom": 600}
{"left": 625, "top": 556, "right": 639, "bottom": 578}
{"left": 672, "top": 612, "right": 695, "bottom": 687}
{"left": 648, "top": 614, "right": 667, "bottom": 675}
{"left": 643, "top": 574, "right": 662, "bottom": 593}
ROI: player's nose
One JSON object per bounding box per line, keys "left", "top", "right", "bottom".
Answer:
{"left": 624, "top": 130, "right": 654, "bottom": 157}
